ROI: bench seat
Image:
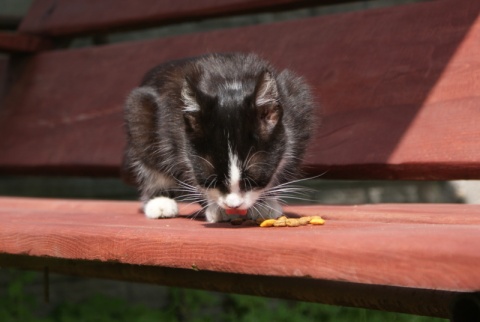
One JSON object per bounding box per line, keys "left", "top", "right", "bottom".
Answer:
{"left": 1, "top": 196, "right": 479, "bottom": 318}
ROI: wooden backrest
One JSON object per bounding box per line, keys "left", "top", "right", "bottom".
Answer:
{"left": 1, "top": 0, "right": 479, "bottom": 180}
{"left": 18, "top": 0, "right": 355, "bottom": 37}
{"left": 0, "top": 1, "right": 358, "bottom": 52}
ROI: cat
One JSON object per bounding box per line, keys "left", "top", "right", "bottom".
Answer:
{"left": 123, "top": 52, "right": 315, "bottom": 223}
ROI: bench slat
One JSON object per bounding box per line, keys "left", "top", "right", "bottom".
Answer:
{"left": 0, "top": 31, "right": 53, "bottom": 53}
{"left": 1, "top": 0, "right": 479, "bottom": 179}
{"left": 19, "top": 0, "right": 353, "bottom": 37}
{"left": 1, "top": 196, "right": 479, "bottom": 317}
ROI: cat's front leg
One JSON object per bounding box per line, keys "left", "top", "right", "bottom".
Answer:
{"left": 205, "top": 204, "right": 230, "bottom": 223}
{"left": 143, "top": 196, "right": 178, "bottom": 219}
{"left": 248, "top": 198, "right": 283, "bottom": 220}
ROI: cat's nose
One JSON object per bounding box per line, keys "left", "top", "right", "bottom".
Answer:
{"left": 225, "top": 193, "right": 243, "bottom": 209}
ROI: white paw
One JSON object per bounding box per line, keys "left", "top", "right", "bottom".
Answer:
{"left": 249, "top": 199, "right": 283, "bottom": 220}
{"left": 143, "top": 197, "right": 178, "bottom": 219}
{"left": 205, "top": 204, "right": 229, "bottom": 223}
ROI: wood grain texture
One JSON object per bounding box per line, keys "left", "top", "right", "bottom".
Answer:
{"left": 1, "top": 196, "right": 479, "bottom": 317}
{"left": 1, "top": 0, "right": 480, "bottom": 179}
{"left": 0, "top": 32, "right": 53, "bottom": 53}
{"left": 19, "top": 0, "right": 353, "bottom": 37}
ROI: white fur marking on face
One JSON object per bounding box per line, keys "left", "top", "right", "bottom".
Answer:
{"left": 223, "top": 146, "right": 245, "bottom": 208}
{"left": 225, "top": 193, "right": 243, "bottom": 209}
{"left": 228, "top": 148, "right": 241, "bottom": 194}
{"left": 144, "top": 197, "right": 178, "bottom": 219}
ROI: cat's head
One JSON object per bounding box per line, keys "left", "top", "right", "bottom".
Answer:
{"left": 181, "top": 68, "right": 286, "bottom": 212}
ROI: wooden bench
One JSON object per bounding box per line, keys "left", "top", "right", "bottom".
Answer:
{"left": 1, "top": 0, "right": 479, "bottom": 320}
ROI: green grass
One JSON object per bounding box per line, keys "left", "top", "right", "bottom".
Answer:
{"left": 0, "top": 270, "right": 447, "bottom": 322}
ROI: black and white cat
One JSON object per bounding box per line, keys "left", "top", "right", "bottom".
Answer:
{"left": 123, "top": 53, "right": 315, "bottom": 223}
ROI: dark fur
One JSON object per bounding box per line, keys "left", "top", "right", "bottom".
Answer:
{"left": 123, "top": 52, "right": 315, "bottom": 211}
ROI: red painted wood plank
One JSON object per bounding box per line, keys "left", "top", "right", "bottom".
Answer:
{"left": 1, "top": 196, "right": 479, "bottom": 290}
{"left": 0, "top": 196, "right": 479, "bottom": 317}
{"left": 0, "top": 31, "right": 53, "bottom": 53}
{"left": 19, "top": 0, "right": 351, "bottom": 37}
{"left": 1, "top": 0, "right": 479, "bottom": 179}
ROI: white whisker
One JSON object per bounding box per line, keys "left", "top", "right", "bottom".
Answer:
{"left": 255, "top": 199, "right": 283, "bottom": 217}
{"left": 194, "top": 155, "right": 214, "bottom": 169}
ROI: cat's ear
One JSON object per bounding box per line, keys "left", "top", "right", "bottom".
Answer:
{"left": 181, "top": 78, "right": 201, "bottom": 113}
{"left": 181, "top": 80, "right": 202, "bottom": 135}
{"left": 125, "top": 86, "right": 159, "bottom": 150}
{"left": 255, "top": 71, "right": 282, "bottom": 136}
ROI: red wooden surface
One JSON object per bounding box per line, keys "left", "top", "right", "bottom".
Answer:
{"left": 0, "top": 196, "right": 479, "bottom": 317}
{"left": 1, "top": 0, "right": 479, "bottom": 179}
{"left": 19, "top": 0, "right": 351, "bottom": 37}
{"left": 0, "top": 31, "right": 53, "bottom": 53}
